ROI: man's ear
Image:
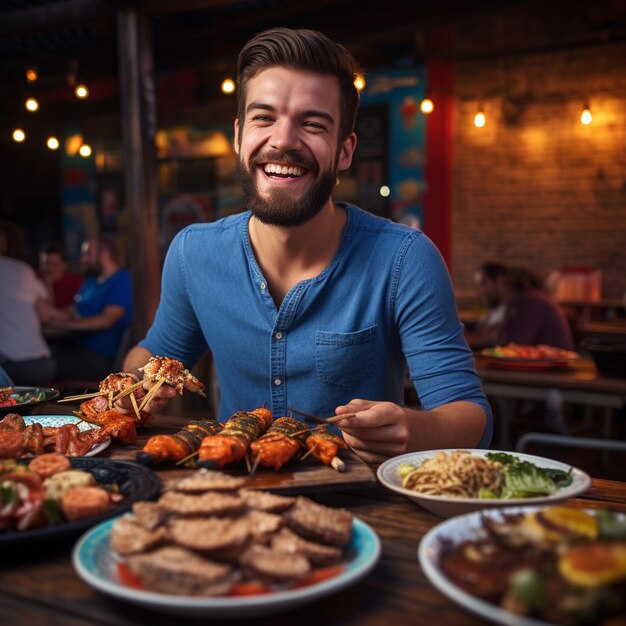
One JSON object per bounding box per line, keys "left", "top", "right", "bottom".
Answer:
{"left": 338, "top": 132, "right": 357, "bottom": 172}
{"left": 233, "top": 119, "right": 240, "bottom": 155}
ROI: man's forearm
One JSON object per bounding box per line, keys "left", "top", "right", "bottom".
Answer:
{"left": 122, "top": 345, "right": 153, "bottom": 377}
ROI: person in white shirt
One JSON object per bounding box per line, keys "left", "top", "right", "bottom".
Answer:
{"left": 0, "top": 221, "right": 56, "bottom": 385}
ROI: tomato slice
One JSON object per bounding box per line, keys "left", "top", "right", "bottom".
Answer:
{"left": 291, "top": 564, "right": 344, "bottom": 588}
{"left": 117, "top": 562, "right": 145, "bottom": 590}
{"left": 229, "top": 581, "right": 272, "bottom": 596}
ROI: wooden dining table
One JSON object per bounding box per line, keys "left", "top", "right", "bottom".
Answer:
{"left": 3, "top": 408, "right": 626, "bottom": 626}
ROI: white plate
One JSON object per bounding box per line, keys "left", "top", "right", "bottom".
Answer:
{"left": 24, "top": 415, "right": 111, "bottom": 457}
{"left": 418, "top": 506, "right": 625, "bottom": 626}
{"left": 376, "top": 449, "right": 591, "bottom": 517}
{"left": 72, "top": 516, "right": 381, "bottom": 618}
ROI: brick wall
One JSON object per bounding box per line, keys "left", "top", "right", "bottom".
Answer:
{"left": 450, "top": 42, "right": 626, "bottom": 299}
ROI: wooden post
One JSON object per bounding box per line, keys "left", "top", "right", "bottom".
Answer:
{"left": 117, "top": 6, "right": 160, "bottom": 341}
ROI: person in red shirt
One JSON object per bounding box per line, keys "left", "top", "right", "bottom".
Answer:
{"left": 38, "top": 243, "right": 84, "bottom": 309}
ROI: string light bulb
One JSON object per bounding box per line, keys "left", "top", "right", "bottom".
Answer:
{"left": 75, "top": 84, "right": 89, "bottom": 99}
{"left": 220, "top": 78, "right": 236, "bottom": 95}
{"left": 353, "top": 73, "right": 366, "bottom": 91}
{"left": 580, "top": 101, "right": 592, "bottom": 125}
{"left": 474, "top": 105, "right": 486, "bottom": 128}
{"left": 25, "top": 67, "right": 38, "bottom": 82}
{"left": 25, "top": 97, "right": 39, "bottom": 112}
{"left": 12, "top": 129, "right": 26, "bottom": 143}
{"left": 47, "top": 136, "right": 60, "bottom": 150}
{"left": 79, "top": 144, "right": 92, "bottom": 157}
{"left": 420, "top": 98, "right": 434, "bottom": 114}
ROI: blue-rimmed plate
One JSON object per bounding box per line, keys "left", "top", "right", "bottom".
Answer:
{"left": 23, "top": 415, "right": 111, "bottom": 457}
{"left": 73, "top": 516, "right": 381, "bottom": 618}
{"left": 0, "top": 386, "right": 61, "bottom": 416}
{"left": 0, "top": 459, "right": 160, "bottom": 547}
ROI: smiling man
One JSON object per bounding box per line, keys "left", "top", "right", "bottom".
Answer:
{"left": 123, "top": 28, "right": 492, "bottom": 462}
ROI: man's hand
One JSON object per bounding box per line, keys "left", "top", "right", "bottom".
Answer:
{"left": 332, "top": 399, "right": 410, "bottom": 464}
{"left": 113, "top": 374, "right": 178, "bottom": 416}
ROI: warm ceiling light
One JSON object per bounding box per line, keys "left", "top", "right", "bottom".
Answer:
{"left": 379, "top": 185, "right": 390, "bottom": 197}
{"left": 580, "top": 102, "right": 592, "bottom": 125}
{"left": 353, "top": 73, "right": 366, "bottom": 91}
{"left": 47, "top": 136, "right": 60, "bottom": 150}
{"left": 79, "top": 144, "right": 92, "bottom": 157}
{"left": 12, "top": 129, "right": 26, "bottom": 142}
{"left": 420, "top": 98, "right": 434, "bottom": 114}
{"left": 220, "top": 78, "right": 236, "bottom": 94}
{"left": 25, "top": 67, "right": 38, "bottom": 82}
{"left": 25, "top": 97, "right": 39, "bottom": 112}
{"left": 474, "top": 108, "right": 486, "bottom": 128}
{"left": 75, "top": 84, "right": 89, "bottom": 99}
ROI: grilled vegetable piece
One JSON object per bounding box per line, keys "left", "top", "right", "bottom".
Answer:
{"left": 305, "top": 427, "right": 349, "bottom": 471}
{"left": 197, "top": 408, "right": 273, "bottom": 469}
{"left": 137, "top": 419, "right": 223, "bottom": 465}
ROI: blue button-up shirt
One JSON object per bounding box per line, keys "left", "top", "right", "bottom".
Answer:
{"left": 141, "top": 204, "right": 492, "bottom": 446}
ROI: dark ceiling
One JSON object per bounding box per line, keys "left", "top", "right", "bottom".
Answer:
{"left": 1, "top": 0, "right": 625, "bottom": 125}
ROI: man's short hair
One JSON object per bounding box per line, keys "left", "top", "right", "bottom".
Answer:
{"left": 236, "top": 27, "right": 362, "bottom": 144}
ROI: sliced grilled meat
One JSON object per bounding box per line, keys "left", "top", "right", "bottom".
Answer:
{"left": 284, "top": 496, "right": 353, "bottom": 547}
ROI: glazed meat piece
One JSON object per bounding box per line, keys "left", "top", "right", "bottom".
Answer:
{"left": 238, "top": 488, "right": 296, "bottom": 513}
{"left": 0, "top": 413, "right": 26, "bottom": 430}
{"left": 271, "top": 527, "right": 343, "bottom": 567}
{"left": 127, "top": 546, "right": 234, "bottom": 596}
{"left": 166, "top": 517, "right": 251, "bottom": 561}
{"left": 174, "top": 469, "right": 248, "bottom": 493}
{"left": 284, "top": 496, "right": 353, "bottom": 547}
{"left": 131, "top": 501, "right": 169, "bottom": 530}
{"left": 239, "top": 544, "right": 311, "bottom": 584}
{"left": 109, "top": 516, "right": 167, "bottom": 555}
{"left": 157, "top": 490, "right": 247, "bottom": 517}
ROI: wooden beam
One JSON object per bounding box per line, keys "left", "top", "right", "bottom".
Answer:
{"left": 117, "top": 6, "right": 161, "bottom": 340}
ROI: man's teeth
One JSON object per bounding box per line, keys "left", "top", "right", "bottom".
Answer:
{"left": 263, "top": 163, "right": 304, "bottom": 176}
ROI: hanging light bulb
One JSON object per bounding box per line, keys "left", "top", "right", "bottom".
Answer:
{"left": 12, "top": 129, "right": 26, "bottom": 143}
{"left": 580, "top": 101, "right": 592, "bottom": 125}
{"left": 25, "top": 67, "right": 38, "bottom": 82}
{"left": 47, "top": 136, "right": 60, "bottom": 150}
{"left": 420, "top": 98, "right": 434, "bottom": 114}
{"left": 474, "top": 104, "right": 486, "bottom": 128}
{"left": 75, "top": 84, "right": 89, "bottom": 99}
{"left": 220, "top": 78, "right": 236, "bottom": 95}
{"left": 25, "top": 97, "right": 39, "bottom": 112}
{"left": 353, "top": 73, "right": 366, "bottom": 92}
{"left": 79, "top": 143, "right": 92, "bottom": 157}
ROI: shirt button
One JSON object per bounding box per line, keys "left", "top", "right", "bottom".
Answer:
{"left": 275, "top": 331, "right": 283, "bottom": 340}
{"left": 260, "top": 282, "right": 266, "bottom": 290}
{"left": 274, "top": 378, "right": 282, "bottom": 386}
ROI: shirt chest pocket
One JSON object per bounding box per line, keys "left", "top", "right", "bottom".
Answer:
{"left": 315, "top": 325, "right": 377, "bottom": 389}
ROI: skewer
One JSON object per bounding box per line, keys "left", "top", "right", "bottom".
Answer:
{"left": 129, "top": 390, "right": 141, "bottom": 421}
{"left": 290, "top": 407, "right": 357, "bottom": 425}
{"left": 244, "top": 453, "right": 252, "bottom": 473}
{"left": 248, "top": 454, "right": 261, "bottom": 477}
{"left": 110, "top": 379, "right": 145, "bottom": 403}
{"left": 175, "top": 449, "right": 200, "bottom": 466}
{"left": 58, "top": 391, "right": 101, "bottom": 403}
{"left": 138, "top": 377, "right": 165, "bottom": 412}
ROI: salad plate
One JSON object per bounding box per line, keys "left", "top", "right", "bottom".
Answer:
{"left": 0, "top": 459, "right": 160, "bottom": 547}
{"left": 0, "top": 387, "right": 61, "bottom": 416}
{"left": 73, "top": 516, "right": 381, "bottom": 618}
{"left": 377, "top": 449, "right": 591, "bottom": 517}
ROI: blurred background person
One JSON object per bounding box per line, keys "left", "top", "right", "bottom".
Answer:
{"left": 44, "top": 235, "right": 133, "bottom": 382}
{"left": 499, "top": 265, "right": 574, "bottom": 351}
{"left": 0, "top": 220, "right": 56, "bottom": 386}
{"left": 38, "top": 242, "right": 84, "bottom": 308}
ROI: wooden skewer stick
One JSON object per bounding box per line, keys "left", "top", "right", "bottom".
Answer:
{"left": 138, "top": 377, "right": 165, "bottom": 412}
{"left": 248, "top": 454, "right": 261, "bottom": 478}
{"left": 331, "top": 457, "right": 345, "bottom": 472}
{"left": 244, "top": 452, "right": 252, "bottom": 473}
{"left": 299, "top": 446, "right": 314, "bottom": 460}
{"left": 72, "top": 411, "right": 102, "bottom": 426}
{"left": 58, "top": 391, "right": 101, "bottom": 403}
{"left": 175, "top": 449, "right": 200, "bottom": 466}
{"left": 290, "top": 407, "right": 357, "bottom": 425}
{"left": 110, "top": 379, "right": 146, "bottom": 403}
{"left": 129, "top": 390, "right": 141, "bottom": 421}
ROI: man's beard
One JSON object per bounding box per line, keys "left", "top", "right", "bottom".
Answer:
{"left": 237, "top": 152, "right": 336, "bottom": 227}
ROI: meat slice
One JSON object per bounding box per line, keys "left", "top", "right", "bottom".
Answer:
{"left": 109, "top": 515, "right": 167, "bottom": 555}
{"left": 126, "top": 546, "right": 235, "bottom": 596}
{"left": 174, "top": 469, "right": 248, "bottom": 493}
{"left": 243, "top": 510, "right": 284, "bottom": 540}
{"left": 167, "top": 516, "right": 251, "bottom": 560}
{"left": 131, "top": 501, "right": 169, "bottom": 530}
{"left": 238, "top": 488, "right": 296, "bottom": 513}
{"left": 270, "top": 527, "right": 343, "bottom": 566}
{"left": 239, "top": 544, "right": 311, "bottom": 584}
{"left": 284, "top": 496, "right": 353, "bottom": 547}
{"left": 157, "top": 490, "right": 247, "bottom": 517}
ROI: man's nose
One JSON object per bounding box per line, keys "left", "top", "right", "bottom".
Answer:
{"left": 269, "top": 119, "right": 302, "bottom": 151}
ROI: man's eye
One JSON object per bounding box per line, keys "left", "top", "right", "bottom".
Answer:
{"left": 251, "top": 115, "right": 273, "bottom": 123}
{"left": 304, "top": 121, "right": 326, "bottom": 131}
